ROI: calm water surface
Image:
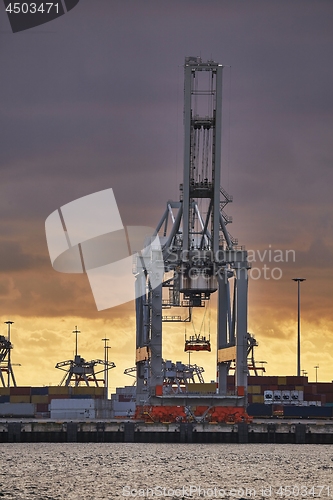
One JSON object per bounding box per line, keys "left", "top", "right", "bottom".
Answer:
{"left": 0, "top": 443, "right": 332, "bottom": 499}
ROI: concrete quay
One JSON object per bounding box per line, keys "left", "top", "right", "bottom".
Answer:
{"left": 1, "top": 418, "right": 333, "bottom": 444}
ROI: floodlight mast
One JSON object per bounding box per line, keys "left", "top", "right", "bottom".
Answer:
{"left": 134, "top": 57, "right": 249, "bottom": 407}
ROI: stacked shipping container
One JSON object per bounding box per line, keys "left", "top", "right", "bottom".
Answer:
{"left": 1, "top": 378, "right": 333, "bottom": 419}
{"left": 0, "top": 386, "right": 106, "bottom": 418}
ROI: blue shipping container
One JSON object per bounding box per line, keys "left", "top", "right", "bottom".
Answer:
{"left": 31, "top": 387, "right": 49, "bottom": 396}
{"left": 283, "top": 406, "right": 333, "bottom": 418}
{"left": 71, "top": 395, "right": 92, "bottom": 399}
{"left": 247, "top": 403, "right": 272, "bottom": 417}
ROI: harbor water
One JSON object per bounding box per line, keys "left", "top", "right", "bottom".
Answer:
{"left": 0, "top": 443, "right": 332, "bottom": 499}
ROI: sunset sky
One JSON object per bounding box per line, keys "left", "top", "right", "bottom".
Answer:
{"left": 1, "top": 0, "right": 333, "bottom": 392}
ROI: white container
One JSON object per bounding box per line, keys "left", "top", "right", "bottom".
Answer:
{"left": 0, "top": 403, "right": 35, "bottom": 417}
{"left": 50, "top": 399, "right": 96, "bottom": 419}
{"left": 51, "top": 409, "right": 96, "bottom": 419}
{"left": 291, "top": 390, "right": 299, "bottom": 400}
{"left": 50, "top": 399, "right": 95, "bottom": 411}
{"left": 273, "top": 390, "right": 282, "bottom": 401}
{"left": 114, "top": 411, "right": 132, "bottom": 417}
{"left": 264, "top": 390, "right": 273, "bottom": 403}
{"left": 282, "top": 390, "right": 291, "bottom": 402}
{"left": 112, "top": 401, "right": 135, "bottom": 412}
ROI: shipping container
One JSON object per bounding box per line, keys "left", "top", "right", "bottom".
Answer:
{"left": 326, "top": 394, "right": 333, "bottom": 403}
{"left": 247, "top": 403, "right": 272, "bottom": 417}
{"left": 248, "top": 385, "right": 261, "bottom": 394}
{"left": 95, "top": 399, "right": 113, "bottom": 418}
{"left": 0, "top": 395, "right": 10, "bottom": 403}
{"left": 112, "top": 401, "right": 136, "bottom": 413}
{"left": 273, "top": 390, "right": 282, "bottom": 402}
{"left": 50, "top": 402, "right": 95, "bottom": 419}
{"left": 0, "top": 403, "right": 35, "bottom": 417}
{"left": 113, "top": 411, "right": 132, "bottom": 418}
{"left": 50, "top": 398, "right": 95, "bottom": 410}
{"left": 248, "top": 376, "right": 263, "bottom": 385}
{"left": 264, "top": 390, "right": 273, "bottom": 403}
{"left": 187, "top": 383, "right": 216, "bottom": 394}
{"left": 48, "top": 394, "right": 70, "bottom": 402}
{"left": 10, "top": 395, "right": 30, "bottom": 404}
{"left": 286, "top": 376, "right": 308, "bottom": 385}
{"left": 252, "top": 395, "right": 264, "bottom": 404}
{"left": 48, "top": 386, "right": 70, "bottom": 395}
{"left": 291, "top": 390, "right": 303, "bottom": 401}
{"left": 267, "top": 376, "right": 279, "bottom": 384}
{"left": 72, "top": 386, "right": 97, "bottom": 395}
{"left": 0, "top": 387, "right": 10, "bottom": 396}
{"left": 36, "top": 403, "right": 49, "bottom": 413}
{"left": 94, "top": 387, "right": 105, "bottom": 397}
{"left": 278, "top": 376, "right": 287, "bottom": 385}
{"left": 31, "top": 395, "right": 49, "bottom": 404}
{"left": 282, "top": 391, "right": 291, "bottom": 402}
{"left": 283, "top": 405, "right": 332, "bottom": 418}
{"left": 10, "top": 386, "right": 31, "bottom": 396}
{"left": 51, "top": 409, "right": 96, "bottom": 419}
{"left": 119, "top": 394, "right": 135, "bottom": 402}
{"left": 71, "top": 394, "right": 93, "bottom": 399}
{"left": 31, "top": 387, "right": 49, "bottom": 396}
{"left": 316, "top": 383, "right": 333, "bottom": 393}
{"left": 272, "top": 404, "right": 284, "bottom": 416}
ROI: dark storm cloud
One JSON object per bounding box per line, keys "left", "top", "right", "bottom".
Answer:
{"left": 0, "top": 240, "right": 47, "bottom": 272}
{"left": 0, "top": 0, "right": 333, "bottom": 319}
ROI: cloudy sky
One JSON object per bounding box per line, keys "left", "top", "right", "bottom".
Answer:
{"left": 1, "top": 0, "right": 333, "bottom": 390}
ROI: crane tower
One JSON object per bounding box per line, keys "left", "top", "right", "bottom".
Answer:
{"left": 134, "top": 57, "right": 249, "bottom": 410}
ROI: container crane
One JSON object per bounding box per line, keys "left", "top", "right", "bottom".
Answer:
{"left": 134, "top": 57, "right": 249, "bottom": 421}
{"left": 55, "top": 327, "right": 115, "bottom": 387}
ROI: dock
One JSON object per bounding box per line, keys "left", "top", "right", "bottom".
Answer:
{"left": 1, "top": 418, "right": 333, "bottom": 444}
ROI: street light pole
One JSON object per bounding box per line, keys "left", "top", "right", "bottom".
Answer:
{"left": 102, "top": 338, "right": 109, "bottom": 399}
{"left": 314, "top": 364, "right": 319, "bottom": 384}
{"left": 106, "top": 345, "right": 110, "bottom": 399}
{"left": 4, "top": 321, "right": 14, "bottom": 387}
{"left": 73, "top": 326, "right": 80, "bottom": 357}
{"left": 292, "top": 278, "right": 306, "bottom": 377}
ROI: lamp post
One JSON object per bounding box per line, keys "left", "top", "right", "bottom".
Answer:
{"left": 292, "top": 278, "right": 306, "bottom": 377}
{"left": 4, "top": 321, "right": 14, "bottom": 387}
{"left": 106, "top": 345, "right": 110, "bottom": 399}
{"left": 73, "top": 326, "right": 80, "bottom": 357}
{"left": 314, "top": 364, "right": 319, "bottom": 384}
{"left": 102, "top": 338, "right": 109, "bottom": 399}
